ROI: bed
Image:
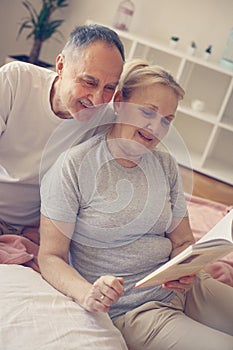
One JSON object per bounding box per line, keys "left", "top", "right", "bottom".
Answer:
{"left": 0, "top": 167, "right": 232, "bottom": 349}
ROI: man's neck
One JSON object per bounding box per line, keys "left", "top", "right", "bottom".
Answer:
{"left": 50, "top": 77, "right": 72, "bottom": 119}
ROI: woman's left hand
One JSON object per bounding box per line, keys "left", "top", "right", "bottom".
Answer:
{"left": 162, "top": 274, "right": 196, "bottom": 293}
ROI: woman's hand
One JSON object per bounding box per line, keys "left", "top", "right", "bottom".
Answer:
{"left": 83, "top": 275, "right": 124, "bottom": 312}
{"left": 162, "top": 274, "right": 196, "bottom": 293}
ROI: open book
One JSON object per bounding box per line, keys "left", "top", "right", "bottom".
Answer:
{"left": 135, "top": 209, "right": 233, "bottom": 288}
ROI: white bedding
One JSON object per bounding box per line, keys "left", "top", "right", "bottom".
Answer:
{"left": 0, "top": 264, "right": 127, "bottom": 350}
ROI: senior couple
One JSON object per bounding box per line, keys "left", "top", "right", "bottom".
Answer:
{"left": 1, "top": 23, "right": 233, "bottom": 349}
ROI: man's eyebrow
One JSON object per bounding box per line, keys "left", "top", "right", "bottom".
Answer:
{"left": 82, "top": 74, "right": 98, "bottom": 83}
{"left": 81, "top": 75, "right": 119, "bottom": 87}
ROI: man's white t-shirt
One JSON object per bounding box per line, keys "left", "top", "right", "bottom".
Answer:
{"left": 0, "top": 61, "right": 112, "bottom": 229}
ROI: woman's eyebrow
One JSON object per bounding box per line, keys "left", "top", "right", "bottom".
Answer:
{"left": 143, "top": 104, "right": 158, "bottom": 111}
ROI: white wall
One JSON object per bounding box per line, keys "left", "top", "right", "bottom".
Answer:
{"left": 0, "top": 0, "right": 233, "bottom": 66}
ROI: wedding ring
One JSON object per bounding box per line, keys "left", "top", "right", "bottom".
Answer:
{"left": 100, "top": 294, "right": 105, "bottom": 301}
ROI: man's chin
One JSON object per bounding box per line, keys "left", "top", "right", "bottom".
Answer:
{"left": 72, "top": 107, "right": 97, "bottom": 122}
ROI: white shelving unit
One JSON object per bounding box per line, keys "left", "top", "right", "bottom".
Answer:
{"left": 88, "top": 21, "right": 233, "bottom": 185}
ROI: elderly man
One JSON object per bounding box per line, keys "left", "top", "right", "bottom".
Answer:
{"left": 0, "top": 24, "right": 124, "bottom": 235}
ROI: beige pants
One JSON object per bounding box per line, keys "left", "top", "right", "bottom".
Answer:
{"left": 114, "top": 272, "right": 233, "bottom": 350}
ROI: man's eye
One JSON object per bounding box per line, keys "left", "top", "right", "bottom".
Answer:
{"left": 82, "top": 79, "right": 96, "bottom": 87}
{"left": 85, "top": 81, "right": 95, "bottom": 86}
{"left": 105, "top": 86, "right": 116, "bottom": 91}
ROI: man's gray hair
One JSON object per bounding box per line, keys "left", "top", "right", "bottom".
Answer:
{"left": 62, "top": 24, "right": 125, "bottom": 61}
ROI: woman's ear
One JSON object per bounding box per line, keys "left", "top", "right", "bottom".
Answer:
{"left": 113, "top": 90, "right": 122, "bottom": 114}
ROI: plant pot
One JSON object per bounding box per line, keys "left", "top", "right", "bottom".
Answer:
{"left": 169, "top": 39, "right": 179, "bottom": 49}
{"left": 6, "top": 55, "right": 54, "bottom": 68}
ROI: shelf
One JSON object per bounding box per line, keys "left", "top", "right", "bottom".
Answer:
{"left": 178, "top": 105, "right": 217, "bottom": 124}
{"left": 179, "top": 61, "right": 232, "bottom": 117}
{"left": 221, "top": 88, "right": 233, "bottom": 128}
{"left": 171, "top": 112, "right": 214, "bottom": 167}
{"left": 116, "top": 36, "right": 135, "bottom": 59}
{"left": 202, "top": 128, "right": 233, "bottom": 184}
{"left": 86, "top": 19, "right": 233, "bottom": 185}
{"left": 138, "top": 45, "right": 182, "bottom": 77}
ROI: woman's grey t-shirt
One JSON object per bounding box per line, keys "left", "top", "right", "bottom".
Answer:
{"left": 41, "top": 133, "right": 187, "bottom": 321}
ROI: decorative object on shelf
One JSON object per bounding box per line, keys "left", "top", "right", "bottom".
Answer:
{"left": 187, "top": 41, "right": 197, "bottom": 56}
{"left": 113, "top": 0, "right": 135, "bottom": 31}
{"left": 219, "top": 27, "right": 233, "bottom": 71}
{"left": 191, "top": 99, "right": 205, "bottom": 112}
{"left": 9, "top": 0, "right": 69, "bottom": 68}
{"left": 203, "top": 45, "right": 212, "bottom": 60}
{"left": 169, "top": 36, "right": 179, "bottom": 49}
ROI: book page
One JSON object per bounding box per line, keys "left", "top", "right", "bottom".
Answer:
{"left": 197, "top": 208, "right": 233, "bottom": 244}
{"left": 135, "top": 209, "right": 233, "bottom": 288}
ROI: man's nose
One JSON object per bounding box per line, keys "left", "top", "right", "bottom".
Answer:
{"left": 90, "top": 89, "right": 105, "bottom": 106}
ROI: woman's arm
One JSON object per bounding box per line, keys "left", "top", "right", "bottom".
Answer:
{"left": 38, "top": 214, "right": 124, "bottom": 312}
{"left": 163, "top": 216, "right": 196, "bottom": 292}
{"left": 167, "top": 216, "right": 195, "bottom": 258}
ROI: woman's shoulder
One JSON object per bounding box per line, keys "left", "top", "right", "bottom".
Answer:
{"left": 65, "top": 132, "right": 105, "bottom": 162}
{"left": 152, "top": 148, "right": 177, "bottom": 166}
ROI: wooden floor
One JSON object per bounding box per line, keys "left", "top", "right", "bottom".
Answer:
{"left": 179, "top": 166, "right": 233, "bottom": 206}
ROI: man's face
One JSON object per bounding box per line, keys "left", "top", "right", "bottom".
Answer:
{"left": 55, "top": 41, "right": 124, "bottom": 120}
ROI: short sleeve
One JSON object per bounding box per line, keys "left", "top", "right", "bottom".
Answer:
{"left": 40, "top": 150, "right": 81, "bottom": 223}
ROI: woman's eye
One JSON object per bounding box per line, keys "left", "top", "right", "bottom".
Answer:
{"left": 140, "top": 108, "right": 156, "bottom": 118}
{"left": 161, "top": 117, "right": 171, "bottom": 127}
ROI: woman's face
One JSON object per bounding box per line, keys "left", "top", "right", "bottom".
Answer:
{"left": 112, "top": 83, "right": 179, "bottom": 159}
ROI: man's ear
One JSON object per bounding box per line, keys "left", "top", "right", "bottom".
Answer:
{"left": 113, "top": 90, "right": 122, "bottom": 114}
{"left": 55, "top": 54, "right": 64, "bottom": 76}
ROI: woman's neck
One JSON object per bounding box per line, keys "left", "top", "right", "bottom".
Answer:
{"left": 106, "top": 127, "right": 140, "bottom": 168}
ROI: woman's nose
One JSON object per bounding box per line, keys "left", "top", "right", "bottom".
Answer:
{"left": 147, "top": 117, "right": 162, "bottom": 135}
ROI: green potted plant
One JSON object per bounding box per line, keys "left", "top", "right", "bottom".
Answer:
{"left": 203, "top": 45, "right": 212, "bottom": 60}
{"left": 169, "top": 36, "right": 179, "bottom": 49}
{"left": 9, "top": 0, "right": 69, "bottom": 67}
{"left": 187, "top": 41, "right": 197, "bottom": 56}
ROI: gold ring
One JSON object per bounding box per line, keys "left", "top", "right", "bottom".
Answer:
{"left": 100, "top": 294, "right": 105, "bottom": 300}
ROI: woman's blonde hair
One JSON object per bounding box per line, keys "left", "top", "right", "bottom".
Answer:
{"left": 117, "top": 59, "right": 185, "bottom": 100}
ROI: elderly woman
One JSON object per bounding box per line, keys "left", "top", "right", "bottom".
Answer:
{"left": 39, "top": 60, "right": 233, "bottom": 350}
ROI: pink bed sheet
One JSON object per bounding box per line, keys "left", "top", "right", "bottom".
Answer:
{"left": 185, "top": 193, "right": 233, "bottom": 287}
